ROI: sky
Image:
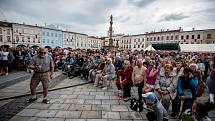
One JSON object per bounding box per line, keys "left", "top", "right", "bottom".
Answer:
{"left": 0, "top": 0, "right": 215, "bottom": 36}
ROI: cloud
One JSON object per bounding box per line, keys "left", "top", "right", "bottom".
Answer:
{"left": 128, "top": 0, "right": 157, "bottom": 8}
{"left": 159, "top": 13, "right": 189, "bottom": 22}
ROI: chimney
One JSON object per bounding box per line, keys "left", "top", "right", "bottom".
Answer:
{"left": 192, "top": 28, "right": 195, "bottom": 31}
{"left": 23, "top": 22, "right": 25, "bottom": 25}
{"left": 161, "top": 29, "right": 162, "bottom": 32}
{"left": 167, "top": 29, "right": 169, "bottom": 31}
{"left": 35, "top": 24, "right": 37, "bottom": 26}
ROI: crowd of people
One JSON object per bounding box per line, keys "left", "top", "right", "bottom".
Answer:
{"left": 1, "top": 45, "right": 215, "bottom": 121}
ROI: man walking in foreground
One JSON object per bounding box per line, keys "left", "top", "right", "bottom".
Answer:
{"left": 28, "top": 48, "right": 54, "bottom": 104}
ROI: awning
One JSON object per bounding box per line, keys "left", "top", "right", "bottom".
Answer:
{"left": 152, "top": 43, "right": 180, "bottom": 50}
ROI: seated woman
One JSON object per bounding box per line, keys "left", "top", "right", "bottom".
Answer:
{"left": 116, "top": 60, "right": 133, "bottom": 101}
{"left": 177, "top": 67, "right": 198, "bottom": 113}
{"left": 155, "top": 64, "right": 177, "bottom": 111}
{"left": 143, "top": 60, "right": 157, "bottom": 93}
{"left": 100, "top": 58, "right": 115, "bottom": 90}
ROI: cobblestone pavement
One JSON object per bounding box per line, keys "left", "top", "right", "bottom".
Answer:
{"left": 0, "top": 71, "right": 66, "bottom": 121}
{"left": 8, "top": 77, "right": 215, "bottom": 121}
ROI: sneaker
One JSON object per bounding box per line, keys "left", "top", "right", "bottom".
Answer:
{"left": 42, "top": 99, "right": 50, "bottom": 104}
{"left": 102, "top": 87, "right": 107, "bottom": 90}
{"left": 28, "top": 98, "right": 37, "bottom": 103}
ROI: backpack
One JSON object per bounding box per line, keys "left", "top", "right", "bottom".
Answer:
{"left": 130, "top": 97, "right": 143, "bottom": 112}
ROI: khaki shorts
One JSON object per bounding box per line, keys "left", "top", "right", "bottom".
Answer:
{"left": 30, "top": 72, "right": 50, "bottom": 89}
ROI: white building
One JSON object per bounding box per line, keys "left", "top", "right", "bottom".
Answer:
{"left": 130, "top": 34, "right": 145, "bottom": 50}
{"left": 12, "top": 23, "right": 42, "bottom": 47}
{"left": 62, "top": 31, "right": 76, "bottom": 48}
{"left": 145, "top": 28, "right": 215, "bottom": 48}
{"left": 88, "top": 36, "right": 103, "bottom": 49}
{"left": 0, "top": 21, "right": 13, "bottom": 47}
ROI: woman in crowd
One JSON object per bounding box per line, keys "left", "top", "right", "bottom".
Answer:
{"left": 143, "top": 60, "right": 158, "bottom": 93}
{"left": 207, "top": 56, "right": 215, "bottom": 104}
{"left": 132, "top": 59, "right": 147, "bottom": 101}
{"left": 116, "top": 60, "right": 133, "bottom": 101}
{"left": 155, "top": 64, "right": 177, "bottom": 111}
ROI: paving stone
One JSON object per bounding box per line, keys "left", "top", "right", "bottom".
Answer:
{"left": 91, "top": 104, "right": 111, "bottom": 111}
{"left": 59, "top": 95, "right": 78, "bottom": 99}
{"left": 55, "top": 110, "right": 81, "bottom": 118}
{"left": 77, "top": 95, "right": 95, "bottom": 99}
{"left": 81, "top": 111, "right": 102, "bottom": 119}
{"left": 104, "top": 92, "right": 117, "bottom": 96}
{"left": 17, "top": 109, "right": 40, "bottom": 117}
{"left": 9, "top": 116, "right": 37, "bottom": 121}
{"left": 109, "top": 96, "right": 119, "bottom": 99}
{"left": 36, "top": 117, "right": 65, "bottom": 121}
{"left": 87, "top": 119, "right": 108, "bottom": 121}
{"left": 90, "top": 92, "right": 105, "bottom": 95}
{"left": 49, "top": 99, "right": 65, "bottom": 104}
{"left": 95, "top": 95, "right": 110, "bottom": 99}
{"left": 27, "top": 103, "right": 51, "bottom": 109}
{"left": 108, "top": 119, "right": 133, "bottom": 121}
{"left": 102, "top": 100, "right": 119, "bottom": 105}
{"left": 35, "top": 110, "right": 58, "bottom": 117}
{"left": 111, "top": 105, "right": 129, "bottom": 111}
{"left": 84, "top": 99, "right": 102, "bottom": 105}
{"left": 102, "top": 111, "right": 120, "bottom": 119}
{"left": 49, "top": 104, "right": 70, "bottom": 110}
{"left": 64, "top": 99, "right": 85, "bottom": 104}
{"left": 140, "top": 111, "right": 147, "bottom": 120}
{"left": 65, "top": 119, "right": 86, "bottom": 121}
{"left": 48, "top": 94, "right": 61, "bottom": 99}
{"left": 73, "top": 91, "right": 90, "bottom": 95}
{"left": 120, "top": 112, "right": 142, "bottom": 120}
{"left": 69, "top": 104, "right": 92, "bottom": 111}
{"left": 208, "top": 110, "right": 215, "bottom": 118}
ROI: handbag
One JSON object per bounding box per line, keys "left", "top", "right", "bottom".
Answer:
{"left": 130, "top": 97, "right": 143, "bottom": 112}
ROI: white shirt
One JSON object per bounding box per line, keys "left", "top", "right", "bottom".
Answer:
{"left": 2, "top": 52, "right": 9, "bottom": 60}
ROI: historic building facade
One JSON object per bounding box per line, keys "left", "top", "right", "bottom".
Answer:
{"left": 88, "top": 36, "right": 103, "bottom": 49}
{"left": 12, "top": 23, "right": 42, "bottom": 47}
{"left": 0, "top": 21, "right": 13, "bottom": 47}
{"left": 41, "top": 28, "right": 63, "bottom": 48}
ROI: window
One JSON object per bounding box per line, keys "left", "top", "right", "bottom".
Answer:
{"left": 43, "top": 32, "right": 45, "bottom": 36}
{"left": 166, "top": 36, "right": 169, "bottom": 40}
{"left": 157, "top": 37, "right": 160, "bottom": 40}
{"left": 7, "top": 36, "right": 11, "bottom": 42}
{"left": 0, "top": 35, "right": 2, "bottom": 42}
{"left": 43, "top": 39, "right": 45, "bottom": 43}
{"left": 59, "top": 34, "right": 61, "bottom": 37}
{"left": 161, "top": 36, "right": 164, "bottom": 40}
{"left": 47, "top": 32, "right": 49, "bottom": 36}
{"left": 201, "top": 40, "right": 202, "bottom": 43}
{"left": 15, "top": 36, "right": 19, "bottom": 42}
{"left": 51, "top": 33, "right": 54, "bottom": 37}
{"left": 22, "top": 29, "right": 24, "bottom": 33}
{"left": 175, "top": 35, "right": 179, "bottom": 40}
{"left": 134, "top": 39, "right": 136, "bottom": 42}
{"left": 142, "top": 38, "right": 144, "bottom": 41}
{"left": 186, "top": 35, "right": 189, "bottom": 39}
{"left": 38, "top": 38, "right": 40, "bottom": 43}
{"left": 150, "top": 37, "right": 152, "bottom": 41}
{"left": 51, "top": 40, "right": 54, "bottom": 44}
{"left": 197, "top": 34, "right": 200, "bottom": 39}
{"left": 181, "top": 35, "right": 184, "bottom": 40}
{"left": 16, "top": 28, "right": 18, "bottom": 33}
{"left": 171, "top": 36, "right": 173, "bottom": 40}
{"left": 138, "top": 39, "right": 140, "bottom": 42}
{"left": 28, "top": 36, "right": 30, "bottom": 42}
{"left": 7, "top": 29, "right": 10, "bottom": 35}
{"left": 154, "top": 37, "right": 156, "bottom": 41}
{"left": 138, "top": 45, "right": 140, "bottom": 48}
{"left": 194, "top": 39, "right": 197, "bottom": 42}
{"left": 47, "top": 39, "right": 49, "bottom": 43}
{"left": 134, "top": 45, "right": 136, "bottom": 48}
{"left": 55, "top": 33, "right": 57, "bottom": 37}
{"left": 142, "top": 45, "right": 144, "bottom": 48}
{"left": 0, "top": 28, "right": 2, "bottom": 34}
{"left": 147, "top": 38, "right": 149, "bottom": 41}
{"left": 22, "top": 37, "right": 24, "bottom": 42}
{"left": 33, "top": 37, "right": 35, "bottom": 43}
{"left": 192, "top": 35, "right": 195, "bottom": 39}
{"left": 207, "top": 34, "right": 212, "bottom": 39}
